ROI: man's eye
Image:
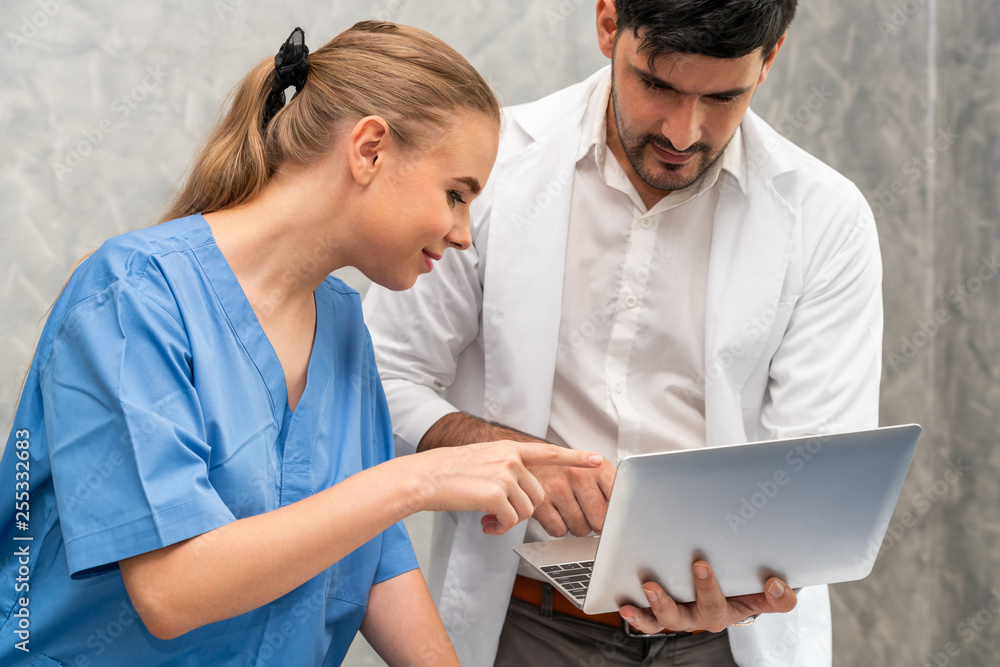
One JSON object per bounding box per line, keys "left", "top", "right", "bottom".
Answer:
{"left": 641, "top": 77, "right": 664, "bottom": 91}
{"left": 711, "top": 95, "right": 740, "bottom": 104}
{"left": 448, "top": 190, "right": 467, "bottom": 206}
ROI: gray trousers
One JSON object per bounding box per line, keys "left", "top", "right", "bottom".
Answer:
{"left": 494, "top": 599, "right": 740, "bottom": 667}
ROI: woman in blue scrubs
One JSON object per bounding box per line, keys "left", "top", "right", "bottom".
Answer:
{"left": 0, "top": 22, "right": 601, "bottom": 666}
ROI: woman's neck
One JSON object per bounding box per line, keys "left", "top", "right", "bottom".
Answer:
{"left": 204, "top": 168, "right": 352, "bottom": 320}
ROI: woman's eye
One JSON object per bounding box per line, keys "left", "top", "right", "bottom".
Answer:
{"left": 448, "top": 190, "right": 466, "bottom": 207}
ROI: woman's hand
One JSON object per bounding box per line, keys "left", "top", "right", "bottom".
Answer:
{"left": 395, "top": 441, "right": 603, "bottom": 534}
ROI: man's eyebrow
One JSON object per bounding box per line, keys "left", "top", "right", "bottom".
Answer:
{"left": 631, "top": 62, "right": 753, "bottom": 98}
{"left": 454, "top": 176, "right": 482, "bottom": 195}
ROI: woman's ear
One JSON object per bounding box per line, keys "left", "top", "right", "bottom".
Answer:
{"left": 348, "top": 116, "right": 392, "bottom": 186}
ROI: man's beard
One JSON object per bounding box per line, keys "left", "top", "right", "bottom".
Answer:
{"left": 610, "top": 78, "right": 729, "bottom": 193}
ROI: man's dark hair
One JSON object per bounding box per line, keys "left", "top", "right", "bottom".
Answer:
{"left": 615, "top": 0, "right": 798, "bottom": 63}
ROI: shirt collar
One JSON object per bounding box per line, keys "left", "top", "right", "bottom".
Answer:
{"left": 576, "top": 68, "right": 749, "bottom": 202}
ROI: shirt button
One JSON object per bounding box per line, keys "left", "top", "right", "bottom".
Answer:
{"left": 640, "top": 218, "right": 654, "bottom": 229}
{"left": 614, "top": 381, "right": 625, "bottom": 394}
{"left": 624, "top": 295, "right": 639, "bottom": 309}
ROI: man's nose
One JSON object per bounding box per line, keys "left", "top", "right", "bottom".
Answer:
{"left": 660, "top": 96, "right": 702, "bottom": 152}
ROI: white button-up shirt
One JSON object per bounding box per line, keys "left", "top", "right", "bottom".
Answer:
{"left": 522, "top": 69, "right": 748, "bottom": 555}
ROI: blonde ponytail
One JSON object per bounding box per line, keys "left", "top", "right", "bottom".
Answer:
{"left": 161, "top": 20, "right": 501, "bottom": 223}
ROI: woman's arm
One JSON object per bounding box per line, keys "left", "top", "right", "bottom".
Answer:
{"left": 361, "top": 569, "right": 460, "bottom": 666}
{"left": 119, "top": 441, "right": 601, "bottom": 640}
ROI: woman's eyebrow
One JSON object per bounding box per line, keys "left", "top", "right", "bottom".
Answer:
{"left": 454, "top": 176, "right": 482, "bottom": 195}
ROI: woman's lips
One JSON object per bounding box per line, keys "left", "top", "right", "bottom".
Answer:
{"left": 422, "top": 250, "right": 440, "bottom": 271}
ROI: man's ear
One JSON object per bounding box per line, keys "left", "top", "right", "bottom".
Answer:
{"left": 596, "top": 0, "right": 619, "bottom": 60}
{"left": 348, "top": 116, "right": 391, "bottom": 187}
{"left": 758, "top": 33, "right": 787, "bottom": 87}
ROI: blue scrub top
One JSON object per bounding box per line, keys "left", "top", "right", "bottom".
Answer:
{"left": 0, "top": 215, "right": 418, "bottom": 666}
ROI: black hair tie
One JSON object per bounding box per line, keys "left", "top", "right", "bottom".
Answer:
{"left": 262, "top": 27, "right": 310, "bottom": 129}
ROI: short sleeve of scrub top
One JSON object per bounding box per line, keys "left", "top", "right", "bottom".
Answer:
{"left": 0, "top": 216, "right": 418, "bottom": 666}
{"left": 41, "top": 277, "right": 236, "bottom": 576}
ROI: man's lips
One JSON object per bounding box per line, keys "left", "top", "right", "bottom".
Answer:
{"left": 649, "top": 142, "right": 697, "bottom": 165}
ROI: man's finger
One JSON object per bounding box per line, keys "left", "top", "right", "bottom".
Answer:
{"left": 723, "top": 578, "right": 798, "bottom": 617}
{"left": 532, "top": 504, "right": 569, "bottom": 537}
{"left": 762, "top": 577, "right": 797, "bottom": 614}
{"left": 517, "top": 443, "right": 603, "bottom": 469}
{"left": 618, "top": 604, "right": 664, "bottom": 635}
{"left": 554, "top": 495, "right": 593, "bottom": 536}
{"left": 691, "top": 562, "right": 731, "bottom": 633}
{"left": 517, "top": 466, "right": 546, "bottom": 508}
{"left": 575, "top": 478, "right": 609, "bottom": 533}
{"left": 636, "top": 582, "right": 689, "bottom": 631}
{"left": 596, "top": 460, "right": 616, "bottom": 500}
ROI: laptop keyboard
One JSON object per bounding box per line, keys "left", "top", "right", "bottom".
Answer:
{"left": 541, "top": 560, "right": 595, "bottom": 602}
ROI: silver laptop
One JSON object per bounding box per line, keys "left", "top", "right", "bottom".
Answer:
{"left": 514, "top": 424, "right": 921, "bottom": 615}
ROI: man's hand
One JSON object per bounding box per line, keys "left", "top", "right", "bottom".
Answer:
{"left": 618, "top": 561, "right": 797, "bottom": 634}
{"left": 528, "top": 460, "right": 616, "bottom": 536}
{"left": 405, "top": 440, "right": 604, "bottom": 535}
{"left": 419, "top": 412, "right": 616, "bottom": 537}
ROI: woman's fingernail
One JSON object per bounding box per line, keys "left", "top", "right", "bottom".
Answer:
{"left": 694, "top": 563, "right": 709, "bottom": 580}
{"left": 589, "top": 454, "right": 603, "bottom": 465}
{"left": 622, "top": 614, "right": 635, "bottom": 623}
{"left": 643, "top": 588, "right": 658, "bottom": 602}
{"left": 768, "top": 580, "right": 785, "bottom": 598}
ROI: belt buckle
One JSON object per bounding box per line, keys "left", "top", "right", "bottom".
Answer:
{"left": 621, "top": 619, "right": 690, "bottom": 639}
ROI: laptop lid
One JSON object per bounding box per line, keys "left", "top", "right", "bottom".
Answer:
{"left": 520, "top": 424, "right": 921, "bottom": 615}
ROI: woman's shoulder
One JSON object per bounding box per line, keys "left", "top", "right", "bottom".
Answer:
{"left": 84, "top": 216, "right": 210, "bottom": 286}
{"left": 55, "top": 215, "right": 213, "bottom": 326}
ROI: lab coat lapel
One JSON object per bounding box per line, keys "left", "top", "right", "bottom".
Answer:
{"left": 704, "top": 122, "right": 797, "bottom": 446}
{"left": 480, "top": 126, "right": 579, "bottom": 436}
{"left": 440, "top": 119, "right": 582, "bottom": 667}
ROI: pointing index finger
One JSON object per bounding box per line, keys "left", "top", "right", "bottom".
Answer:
{"left": 516, "top": 442, "right": 603, "bottom": 468}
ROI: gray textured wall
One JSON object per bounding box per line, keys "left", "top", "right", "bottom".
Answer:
{"left": 1, "top": 1, "right": 997, "bottom": 665}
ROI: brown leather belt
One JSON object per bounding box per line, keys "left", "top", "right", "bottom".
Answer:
{"left": 511, "top": 574, "right": 702, "bottom": 636}
{"left": 512, "top": 574, "right": 624, "bottom": 628}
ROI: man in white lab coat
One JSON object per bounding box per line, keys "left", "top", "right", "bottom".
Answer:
{"left": 363, "top": 0, "right": 882, "bottom": 665}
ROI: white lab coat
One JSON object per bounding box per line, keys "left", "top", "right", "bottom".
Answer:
{"left": 363, "top": 67, "right": 882, "bottom": 667}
